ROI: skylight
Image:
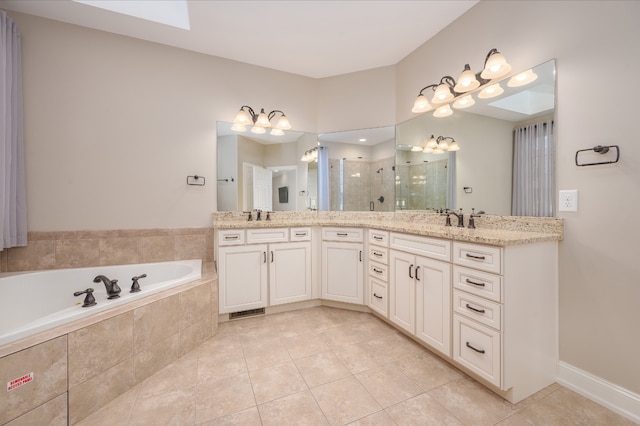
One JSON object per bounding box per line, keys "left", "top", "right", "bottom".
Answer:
{"left": 73, "top": 0, "right": 190, "bottom": 30}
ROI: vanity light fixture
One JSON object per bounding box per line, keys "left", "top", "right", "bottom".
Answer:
{"left": 478, "top": 82, "right": 504, "bottom": 99}
{"left": 411, "top": 48, "right": 512, "bottom": 117}
{"left": 232, "top": 105, "right": 292, "bottom": 136}
{"left": 422, "top": 135, "right": 460, "bottom": 153}
{"left": 300, "top": 147, "right": 318, "bottom": 162}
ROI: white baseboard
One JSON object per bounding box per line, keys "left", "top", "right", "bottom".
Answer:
{"left": 557, "top": 361, "right": 640, "bottom": 424}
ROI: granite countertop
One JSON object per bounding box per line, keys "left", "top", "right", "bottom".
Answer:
{"left": 212, "top": 214, "right": 562, "bottom": 247}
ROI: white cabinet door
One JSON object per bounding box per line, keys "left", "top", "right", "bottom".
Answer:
{"left": 321, "top": 241, "right": 363, "bottom": 304}
{"left": 415, "top": 256, "right": 451, "bottom": 357}
{"left": 218, "top": 244, "right": 268, "bottom": 314}
{"left": 269, "top": 242, "right": 311, "bottom": 306}
{"left": 389, "top": 250, "right": 416, "bottom": 334}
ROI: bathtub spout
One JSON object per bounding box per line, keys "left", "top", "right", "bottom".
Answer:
{"left": 93, "top": 275, "right": 121, "bottom": 299}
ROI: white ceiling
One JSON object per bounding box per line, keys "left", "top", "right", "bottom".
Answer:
{"left": 0, "top": 0, "right": 479, "bottom": 78}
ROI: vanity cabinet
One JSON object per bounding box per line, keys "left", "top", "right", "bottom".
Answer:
{"left": 367, "top": 230, "right": 389, "bottom": 317}
{"left": 389, "top": 233, "right": 451, "bottom": 357}
{"left": 217, "top": 227, "right": 311, "bottom": 313}
{"left": 321, "top": 228, "right": 364, "bottom": 304}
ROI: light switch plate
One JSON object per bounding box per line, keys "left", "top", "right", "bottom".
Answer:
{"left": 559, "top": 190, "right": 578, "bottom": 212}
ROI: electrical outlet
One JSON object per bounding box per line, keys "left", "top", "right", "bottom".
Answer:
{"left": 559, "top": 190, "right": 578, "bottom": 212}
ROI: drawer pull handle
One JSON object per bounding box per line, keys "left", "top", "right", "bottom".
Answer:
{"left": 271, "top": 251, "right": 274, "bottom": 263}
{"left": 465, "top": 278, "right": 486, "bottom": 287}
{"left": 263, "top": 252, "right": 267, "bottom": 263}
{"left": 337, "top": 232, "right": 348, "bottom": 237}
{"left": 415, "top": 265, "right": 421, "bottom": 281}
{"left": 373, "top": 293, "right": 383, "bottom": 299}
{"left": 295, "top": 232, "right": 307, "bottom": 237}
{"left": 373, "top": 235, "right": 383, "bottom": 240}
{"left": 409, "top": 264, "right": 414, "bottom": 279}
{"left": 466, "top": 342, "right": 485, "bottom": 354}
{"left": 465, "top": 303, "right": 486, "bottom": 314}
{"left": 360, "top": 251, "right": 363, "bottom": 262}
{"left": 466, "top": 253, "right": 486, "bottom": 260}
{"left": 224, "top": 235, "right": 240, "bottom": 240}
{"left": 373, "top": 251, "right": 383, "bottom": 257}
{"left": 373, "top": 267, "right": 383, "bottom": 274}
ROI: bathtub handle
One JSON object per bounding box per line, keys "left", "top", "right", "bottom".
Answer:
{"left": 131, "top": 274, "right": 147, "bottom": 293}
{"left": 74, "top": 288, "right": 97, "bottom": 308}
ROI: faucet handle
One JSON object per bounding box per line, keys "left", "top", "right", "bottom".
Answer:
{"left": 243, "top": 211, "right": 253, "bottom": 221}
{"left": 440, "top": 211, "right": 452, "bottom": 226}
{"left": 468, "top": 208, "right": 482, "bottom": 229}
{"left": 131, "top": 274, "right": 146, "bottom": 293}
{"left": 74, "top": 288, "right": 97, "bottom": 307}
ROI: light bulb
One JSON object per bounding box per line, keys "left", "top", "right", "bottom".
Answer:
{"left": 452, "top": 95, "right": 475, "bottom": 109}
{"left": 412, "top": 95, "right": 431, "bottom": 113}
{"left": 478, "top": 83, "right": 504, "bottom": 99}
{"left": 433, "top": 104, "right": 453, "bottom": 118}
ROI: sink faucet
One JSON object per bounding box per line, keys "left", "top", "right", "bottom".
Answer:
{"left": 255, "top": 209, "right": 262, "bottom": 221}
{"left": 93, "top": 275, "right": 121, "bottom": 299}
{"left": 442, "top": 208, "right": 464, "bottom": 227}
{"left": 468, "top": 208, "right": 482, "bottom": 229}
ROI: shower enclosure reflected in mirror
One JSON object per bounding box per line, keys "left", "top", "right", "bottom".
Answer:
{"left": 317, "top": 126, "right": 396, "bottom": 211}
{"left": 216, "top": 122, "right": 317, "bottom": 212}
{"left": 396, "top": 59, "right": 556, "bottom": 216}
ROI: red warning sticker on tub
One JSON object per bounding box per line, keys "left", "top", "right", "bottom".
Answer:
{"left": 7, "top": 372, "right": 33, "bottom": 392}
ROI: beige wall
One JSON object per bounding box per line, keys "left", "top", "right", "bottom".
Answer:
{"left": 11, "top": 12, "right": 318, "bottom": 231}
{"left": 392, "top": 1, "right": 640, "bottom": 395}
{"left": 8, "top": 0, "right": 640, "bottom": 400}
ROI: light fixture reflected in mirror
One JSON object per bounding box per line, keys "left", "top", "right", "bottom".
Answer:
{"left": 478, "top": 83, "right": 504, "bottom": 99}
{"left": 433, "top": 104, "right": 453, "bottom": 118}
{"left": 419, "top": 135, "right": 460, "bottom": 154}
{"left": 452, "top": 94, "right": 475, "bottom": 109}
{"left": 300, "top": 147, "right": 318, "bottom": 162}
{"left": 508, "top": 69, "right": 538, "bottom": 87}
{"left": 233, "top": 105, "right": 293, "bottom": 136}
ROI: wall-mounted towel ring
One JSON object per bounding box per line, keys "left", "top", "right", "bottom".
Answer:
{"left": 187, "top": 175, "right": 206, "bottom": 186}
{"left": 575, "top": 145, "right": 620, "bottom": 167}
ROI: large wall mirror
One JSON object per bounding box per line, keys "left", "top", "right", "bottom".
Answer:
{"left": 216, "top": 122, "right": 317, "bottom": 212}
{"left": 317, "top": 126, "right": 396, "bottom": 211}
{"left": 396, "top": 59, "right": 556, "bottom": 216}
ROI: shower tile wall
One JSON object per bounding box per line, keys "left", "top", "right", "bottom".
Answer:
{"left": 396, "top": 159, "right": 447, "bottom": 211}
{"left": 329, "top": 157, "right": 394, "bottom": 212}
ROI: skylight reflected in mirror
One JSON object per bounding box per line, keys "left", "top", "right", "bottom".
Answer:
{"left": 73, "top": 0, "right": 190, "bottom": 30}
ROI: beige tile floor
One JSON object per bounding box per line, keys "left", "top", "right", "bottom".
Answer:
{"left": 78, "top": 307, "right": 636, "bottom": 426}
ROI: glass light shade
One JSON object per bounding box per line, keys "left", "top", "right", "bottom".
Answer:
{"left": 452, "top": 95, "right": 475, "bottom": 109}
{"left": 508, "top": 69, "right": 538, "bottom": 87}
{"left": 433, "top": 104, "right": 453, "bottom": 118}
{"left": 250, "top": 125, "right": 266, "bottom": 134}
{"left": 411, "top": 95, "right": 432, "bottom": 113}
{"left": 454, "top": 66, "right": 480, "bottom": 92}
{"left": 433, "top": 148, "right": 445, "bottom": 155}
{"left": 447, "top": 140, "right": 460, "bottom": 151}
{"left": 432, "top": 83, "right": 454, "bottom": 103}
{"left": 231, "top": 123, "right": 247, "bottom": 132}
{"left": 411, "top": 145, "right": 424, "bottom": 152}
{"left": 480, "top": 51, "right": 511, "bottom": 80}
{"left": 255, "top": 110, "right": 271, "bottom": 127}
{"left": 233, "top": 109, "right": 252, "bottom": 125}
{"left": 478, "top": 83, "right": 504, "bottom": 99}
{"left": 270, "top": 128, "right": 284, "bottom": 136}
{"left": 437, "top": 138, "right": 449, "bottom": 150}
{"left": 422, "top": 147, "right": 434, "bottom": 154}
{"left": 425, "top": 135, "right": 438, "bottom": 149}
{"left": 276, "top": 114, "right": 292, "bottom": 130}
{"left": 300, "top": 154, "right": 307, "bottom": 161}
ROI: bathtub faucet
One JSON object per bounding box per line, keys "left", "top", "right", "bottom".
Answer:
{"left": 93, "top": 275, "right": 121, "bottom": 299}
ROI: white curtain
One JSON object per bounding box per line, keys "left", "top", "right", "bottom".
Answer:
{"left": 1, "top": 11, "right": 27, "bottom": 250}
{"left": 512, "top": 120, "right": 555, "bottom": 217}
{"left": 317, "top": 146, "right": 330, "bottom": 211}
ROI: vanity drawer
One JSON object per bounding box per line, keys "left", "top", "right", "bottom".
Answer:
{"left": 322, "top": 227, "right": 363, "bottom": 242}
{"left": 290, "top": 227, "right": 312, "bottom": 241}
{"left": 217, "top": 229, "right": 245, "bottom": 246}
{"left": 390, "top": 232, "right": 451, "bottom": 262}
{"left": 247, "top": 228, "right": 289, "bottom": 244}
{"left": 453, "top": 266, "right": 502, "bottom": 303}
{"left": 368, "top": 246, "right": 389, "bottom": 264}
{"left": 368, "top": 230, "right": 389, "bottom": 247}
{"left": 453, "top": 314, "right": 501, "bottom": 387}
{"left": 453, "top": 242, "right": 502, "bottom": 275}
{"left": 453, "top": 290, "right": 502, "bottom": 331}
{"left": 368, "top": 261, "right": 388, "bottom": 282}
{"left": 368, "top": 277, "right": 388, "bottom": 317}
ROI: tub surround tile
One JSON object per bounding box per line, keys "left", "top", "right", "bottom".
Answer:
{"left": 133, "top": 295, "right": 181, "bottom": 353}
{"left": 134, "top": 334, "right": 181, "bottom": 384}
{"left": 5, "top": 393, "right": 68, "bottom": 426}
{"left": 179, "top": 317, "right": 212, "bottom": 357}
{"left": 175, "top": 233, "right": 207, "bottom": 260}
{"left": 0, "top": 336, "right": 67, "bottom": 425}
{"left": 68, "top": 312, "right": 134, "bottom": 387}
{"left": 55, "top": 239, "right": 100, "bottom": 269}
{"left": 68, "top": 358, "right": 135, "bottom": 425}
{"left": 6, "top": 240, "right": 56, "bottom": 271}
{"left": 179, "top": 283, "right": 212, "bottom": 330}
{"left": 98, "top": 237, "right": 139, "bottom": 265}
{"left": 137, "top": 235, "right": 175, "bottom": 263}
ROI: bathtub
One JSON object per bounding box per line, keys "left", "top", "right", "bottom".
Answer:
{"left": 0, "top": 259, "right": 202, "bottom": 346}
